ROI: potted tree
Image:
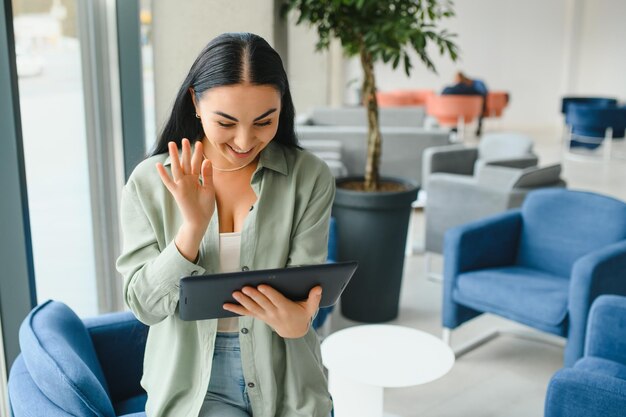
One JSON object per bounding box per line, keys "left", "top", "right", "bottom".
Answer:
{"left": 282, "top": 0, "right": 459, "bottom": 322}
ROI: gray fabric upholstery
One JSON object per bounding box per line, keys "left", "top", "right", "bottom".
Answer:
{"left": 302, "top": 106, "right": 426, "bottom": 128}
{"left": 512, "top": 164, "right": 563, "bottom": 188}
{"left": 425, "top": 164, "right": 566, "bottom": 253}
{"left": 296, "top": 125, "right": 451, "bottom": 185}
{"left": 478, "top": 132, "right": 534, "bottom": 160}
{"left": 422, "top": 132, "right": 538, "bottom": 191}
{"left": 422, "top": 145, "right": 478, "bottom": 191}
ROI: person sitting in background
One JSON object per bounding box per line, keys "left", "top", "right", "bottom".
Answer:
{"left": 442, "top": 71, "right": 488, "bottom": 136}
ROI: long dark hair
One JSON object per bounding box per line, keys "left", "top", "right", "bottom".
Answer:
{"left": 149, "top": 32, "right": 298, "bottom": 156}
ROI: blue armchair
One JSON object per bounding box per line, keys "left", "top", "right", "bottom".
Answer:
{"left": 565, "top": 104, "right": 626, "bottom": 154}
{"left": 544, "top": 295, "right": 626, "bottom": 417}
{"left": 560, "top": 96, "right": 617, "bottom": 115}
{"left": 8, "top": 300, "right": 148, "bottom": 416}
{"left": 442, "top": 188, "right": 626, "bottom": 366}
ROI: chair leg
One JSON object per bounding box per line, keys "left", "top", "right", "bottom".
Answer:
{"left": 457, "top": 115, "right": 465, "bottom": 143}
{"left": 453, "top": 329, "right": 500, "bottom": 358}
{"left": 604, "top": 127, "right": 613, "bottom": 162}
{"left": 448, "top": 327, "right": 565, "bottom": 359}
{"left": 425, "top": 252, "right": 442, "bottom": 282}
{"left": 442, "top": 328, "right": 451, "bottom": 345}
{"left": 562, "top": 125, "right": 573, "bottom": 161}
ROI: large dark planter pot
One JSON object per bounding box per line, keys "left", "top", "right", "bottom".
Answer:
{"left": 332, "top": 177, "right": 418, "bottom": 322}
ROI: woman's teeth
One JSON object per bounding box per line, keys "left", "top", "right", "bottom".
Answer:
{"left": 230, "top": 145, "right": 251, "bottom": 154}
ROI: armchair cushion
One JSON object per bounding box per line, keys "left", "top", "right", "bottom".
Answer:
{"left": 455, "top": 266, "right": 569, "bottom": 331}
{"left": 18, "top": 300, "right": 115, "bottom": 416}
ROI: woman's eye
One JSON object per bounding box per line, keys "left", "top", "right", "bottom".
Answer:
{"left": 255, "top": 120, "right": 272, "bottom": 127}
{"left": 217, "top": 121, "right": 235, "bottom": 128}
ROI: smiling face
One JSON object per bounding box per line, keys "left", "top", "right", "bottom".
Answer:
{"left": 191, "top": 83, "right": 281, "bottom": 170}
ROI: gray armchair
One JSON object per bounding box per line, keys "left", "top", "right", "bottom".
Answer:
{"left": 299, "top": 105, "right": 426, "bottom": 128}
{"left": 422, "top": 132, "right": 539, "bottom": 193}
{"left": 425, "top": 164, "right": 566, "bottom": 254}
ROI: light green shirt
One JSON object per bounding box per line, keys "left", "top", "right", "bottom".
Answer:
{"left": 116, "top": 141, "right": 335, "bottom": 417}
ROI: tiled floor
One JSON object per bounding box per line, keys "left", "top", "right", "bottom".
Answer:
{"left": 327, "top": 126, "right": 626, "bottom": 416}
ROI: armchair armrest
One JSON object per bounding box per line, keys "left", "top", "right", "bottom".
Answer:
{"left": 567, "top": 240, "right": 626, "bottom": 365}
{"left": 585, "top": 295, "right": 626, "bottom": 364}
{"left": 545, "top": 368, "right": 626, "bottom": 417}
{"left": 83, "top": 311, "right": 148, "bottom": 403}
{"left": 422, "top": 145, "right": 478, "bottom": 189}
{"left": 485, "top": 155, "right": 539, "bottom": 169}
{"left": 441, "top": 210, "right": 522, "bottom": 328}
{"left": 9, "top": 355, "right": 75, "bottom": 417}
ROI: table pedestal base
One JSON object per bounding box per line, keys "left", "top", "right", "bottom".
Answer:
{"left": 329, "top": 372, "right": 383, "bottom": 417}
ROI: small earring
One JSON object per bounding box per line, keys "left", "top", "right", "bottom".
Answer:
{"left": 195, "top": 113, "right": 200, "bottom": 119}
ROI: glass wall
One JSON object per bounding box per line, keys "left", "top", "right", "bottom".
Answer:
{"left": 12, "top": 0, "right": 97, "bottom": 317}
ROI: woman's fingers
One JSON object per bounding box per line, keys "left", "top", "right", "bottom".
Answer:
{"left": 241, "top": 286, "right": 276, "bottom": 312}
{"left": 155, "top": 163, "right": 174, "bottom": 191}
{"left": 222, "top": 303, "right": 248, "bottom": 316}
{"left": 181, "top": 138, "right": 192, "bottom": 174}
{"left": 168, "top": 142, "right": 182, "bottom": 181}
{"left": 232, "top": 291, "right": 265, "bottom": 317}
{"left": 191, "top": 140, "right": 203, "bottom": 176}
{"left": 201, "top": 159, "right": 213, "bottom": 188}
{"left": 304, "top": 286, "right": 323, "bottom": 317}
{"left": 257, "top": 285, "right": 290, "bottom": 309}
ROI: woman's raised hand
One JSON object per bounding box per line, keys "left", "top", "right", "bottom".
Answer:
{"left": 156, "top": 139, "right": 214, "bottom": 261}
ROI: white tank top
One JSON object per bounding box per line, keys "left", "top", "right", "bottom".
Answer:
{"left": 217, "top": 232, "right": 242, "bottom": 333}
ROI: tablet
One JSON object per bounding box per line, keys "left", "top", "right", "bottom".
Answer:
{"left": 178, "top": 261, "right": 358, "bottom": 321}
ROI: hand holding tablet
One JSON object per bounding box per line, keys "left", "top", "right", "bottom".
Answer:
{"left": 178, "top": 261, "right": 358, "bottom": 321}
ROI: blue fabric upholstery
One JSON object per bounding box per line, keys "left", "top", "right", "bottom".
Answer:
{"left": 517, "top": 188, "right": 626, "bottom": 277}
{"left": 455, "top": 267, "right": 569, "bottom": 332}
{"left": 8, "top": 356, "right": 74, "bottom": 417}
{"left": 8, "top": 301, "right": 148, "bottom": 416}
{"left": 443, "top": 189, "right": 626, "bottom": 366}
{"left": 566, "top": 105, "right": 626, "bottom": 143}
{"left": 18, "top": 300, "right": 115, "bottom": 416}
{"left": 545, "top": 295, "right": 626, "bottom": 417}
{"left": 312, "top": 216, "right": 338, "bottom": 330}
{"left": 560, "top": 96, "right": 617, "bottom": 114}
{"left": 560, "top": 97, "right": 621, "bottom": 150}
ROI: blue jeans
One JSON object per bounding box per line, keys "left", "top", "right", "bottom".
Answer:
{"left": 198, "top": 333, "right": 252, "bottom": 417}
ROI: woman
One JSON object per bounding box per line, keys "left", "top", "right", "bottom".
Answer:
{"left": 117, "top": 32, "right": 335, "bottom": 417}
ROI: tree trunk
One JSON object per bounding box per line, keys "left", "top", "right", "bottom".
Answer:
{"left": 360, "top": 48, "right": 381, "bottom": 191}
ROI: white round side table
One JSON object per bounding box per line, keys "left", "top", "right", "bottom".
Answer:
{"left": 321, "top": 324, "right": 454, "bottom": 417}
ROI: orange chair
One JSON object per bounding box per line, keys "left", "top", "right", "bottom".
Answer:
{"left": 426, "top": 95, "right": 483, "bottom": 141}
{"left": 376, "top": 89, "right": 435, "bottom": 107}
{"left": 406, "top": 89, "right": 435, "bottom": 106}
{"left": 376, "top": 90, "right": 414, "bottom": 107}
{"left": 485, "top": 91, "right": 509, "bottom": 117}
